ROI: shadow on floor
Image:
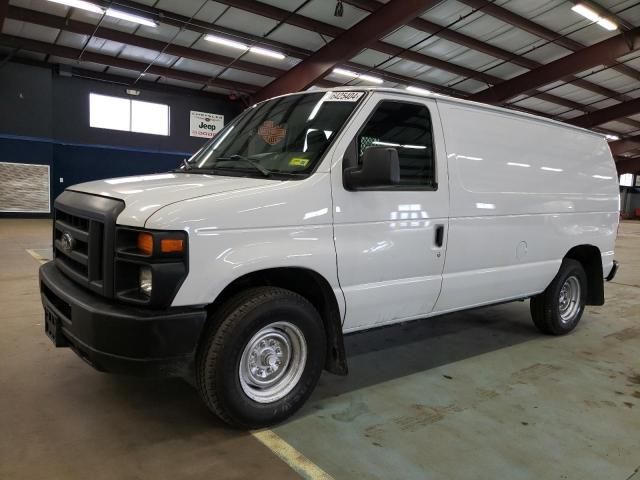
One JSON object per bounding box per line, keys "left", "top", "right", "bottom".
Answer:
{"left": 83, "top": 301, "right": 540, "bottom": 429}
{"left": 312, "top": 301, "right": 540, "bottom": 400}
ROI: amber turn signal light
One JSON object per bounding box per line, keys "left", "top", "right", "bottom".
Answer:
{"left": 137, "top": 232, "right": 153, "bottom": 255}
{"left": 160, "top": 239, "right": 184, "bottom": 254}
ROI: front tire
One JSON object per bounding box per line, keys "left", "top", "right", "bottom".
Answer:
{"left": 196, "top": 287, "right": 326, "bottom": 429}
{"left": 530, "top": 259, "right": 587, "bottom": 335}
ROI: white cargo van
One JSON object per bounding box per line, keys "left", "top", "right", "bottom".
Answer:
{"left": 39, "top": 87, "right": 620, "bottom": 428}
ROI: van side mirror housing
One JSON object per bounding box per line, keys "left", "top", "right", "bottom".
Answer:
{"left": 344, "top": 147, "right": 400, "bottom": 190}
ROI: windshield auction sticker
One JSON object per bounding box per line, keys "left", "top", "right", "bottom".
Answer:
{"left": 258, "top": 121, "right": 287, "bottom": 145}
{"left": 325, "top": 91, "right": 364, "bottom": 102}
{"left": 190, "top": 111, "right": 224, "bottom": 138}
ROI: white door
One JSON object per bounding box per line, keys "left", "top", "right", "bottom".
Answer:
{"left": 329, "top": 93, "right": 449, "bottom": 332}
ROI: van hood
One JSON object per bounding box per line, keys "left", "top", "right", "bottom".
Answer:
{"left": 68, "top": 172, "right": 278, "bottom": 227}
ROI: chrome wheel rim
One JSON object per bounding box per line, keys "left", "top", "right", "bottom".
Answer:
{"left": 558, "top": 276, "right": 581, "bottom": 324}
{"left": 239, "top": 321, "right": 307, "bottom": 403}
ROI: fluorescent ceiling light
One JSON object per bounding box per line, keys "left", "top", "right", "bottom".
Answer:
{"left": 605, "top": 134, "right": 620, "bottom": 141}
{"left": 203, "top": 36, "right": 285, "bottom": 59}
{"left": 333, "top": 68, "right": 358, "bottom": 78}
{"left": 359, "top": 74, "right": 383, "bottom": 84}
{"left": 571, "top": 4, "right": 618, "bottom": 31}
{"left": 48, "top": 0, "right": 104, "bottom": 14}
{"left": 106, "top": 8, "right": 157, "bottom": 27}
{"left": 333, "top": 68, "right": 382, "bottom": 84}
{"left": 571, "top": 4, "right": 600, "bottom": 22}
{"left": 204, "top": 35, "right": 249, "bottom": 51}
{"left": 507, "top": 162, "right": 531, "bottom": 168}
{"left": 597, "top": 18, "right": 618, "bottom": 31}
{"left": 249, "top": 46, "right": 285, "bottom": 59}
{"left": 541, "top": 166, "right": 563, "bottom": 172}
{"left": 406, "top": 86, "right": 432, "bottom": 95}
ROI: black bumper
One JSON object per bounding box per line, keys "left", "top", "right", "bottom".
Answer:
{"left": 39, "top": 261, "right": 207, "bottom": 376}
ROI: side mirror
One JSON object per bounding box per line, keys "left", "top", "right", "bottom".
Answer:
{"left": 344, "top": 146, "right": 400, "bottom": 190}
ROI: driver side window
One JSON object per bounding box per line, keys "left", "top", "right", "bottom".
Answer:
{"left": 357, "top": 101, "right": 435, "bottom": 187}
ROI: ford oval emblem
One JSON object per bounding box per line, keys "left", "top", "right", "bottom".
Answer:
{"left": 61, "top": 232, "right": 75, "bottom": 253}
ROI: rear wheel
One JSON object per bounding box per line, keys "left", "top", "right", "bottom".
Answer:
{"left": 530, "top": 259, "right": 587, "bottom": 335}
{"left": 196, "top": 287, "right": 325, "bottom": 429}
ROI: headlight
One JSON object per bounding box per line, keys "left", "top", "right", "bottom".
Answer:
{"left": 115, "top": 228, "right": 188, "bottom": 308}
{"left": 139, "top": 266, "right": 152, "bottom": 296}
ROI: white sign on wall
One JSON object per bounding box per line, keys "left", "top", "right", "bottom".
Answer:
{"left": 190, "top": 111, "right": 224, "bottom": 138}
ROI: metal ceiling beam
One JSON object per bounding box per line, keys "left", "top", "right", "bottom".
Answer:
{"left": 68, "top": 0, "right": 617, "bottom": 118}
{"left": 458, "top": 0, "right": 640, "bottom": 82}
{"left": 9, "top": 54, "right": 234, "bottom": 99}
{"left": 609, "top": 136, "right": 640, "bottom": 156}
{"left": 615, "top": 156, "right": 640, "bottom": 174}
{"left": 214, "top": 0, "right": 501, "bottom": 85}
{"left": 0, "top": 34, "right": 258, "bottom": 93}
{"left": 569, "top": 97, "right": 640, "bottom": 128}
{"left": 343, "top": 0, "right": 640, "bottom": 130}
{"left": 471, "top": 27, "right": 640, "bottom": 104}
{"left": 81, "top": 0, "right": 465, "bottom": 96}
{"left": 343, "top": 0, "right": 629, "bottom": 101}
{"left": 214, "top": 0, "right": 635, "bottom": 121}
{"left": 6, "top": 6, "right": 286, "bottom": 79}
{"left": 253, "top": 0, "right": 445, "bottom": 101}
{"left": 107, "top": 0, "right": 311, "bottom": 59}
{"left": 10, "top": 0, "right": 629, "bottom": 131}
{"left": 7, "top": 6, "right": 460, "bottom": 98}
{"left": 564, "top": 0, "right": 636, "bottom": 31}
{"left": 0, "top": 0, "right": 8, "bottom": 30}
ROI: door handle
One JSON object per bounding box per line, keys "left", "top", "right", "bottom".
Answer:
{"left": 434, "top": 224, "right": 445, "bottom": 248}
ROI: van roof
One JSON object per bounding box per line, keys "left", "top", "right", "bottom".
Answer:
{"left": 267, "top": 86, "right": 604, "bottom": 139}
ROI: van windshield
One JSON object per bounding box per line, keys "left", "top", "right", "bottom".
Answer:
{"left": 182, "top": 91, "right": 364, "bottom": 178}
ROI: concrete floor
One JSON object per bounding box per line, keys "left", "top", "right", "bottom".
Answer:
{"left": 1, "top": 219, "right": 639, "bottom": 479}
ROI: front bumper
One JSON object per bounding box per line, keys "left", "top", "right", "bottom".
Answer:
{"left": 39, "top": 261, "right": 207, "bottom": 376}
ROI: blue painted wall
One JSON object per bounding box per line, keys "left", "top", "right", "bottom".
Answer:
{"left": 0, "top": 62, "right": 243, "bottom": 215}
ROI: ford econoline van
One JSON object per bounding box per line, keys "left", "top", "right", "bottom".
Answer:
{"left": 39, "top": 87, "right": 620, "bottom": 428}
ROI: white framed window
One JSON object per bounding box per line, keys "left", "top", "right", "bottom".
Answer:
{"left": 89, "top": 94, "right": 130, "bottom": 132}
{"left": 620, "top": 173, "right": 633, "bottom": 186}
{"left": 89, "top": 93, "right": 170, "bottom": 136}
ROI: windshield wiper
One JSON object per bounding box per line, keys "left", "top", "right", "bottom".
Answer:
{"left": 214, "top": 154, "right": 271, "bottom": 177}
{"left": 182, "top": 158, "right": 192, "bottom": 170}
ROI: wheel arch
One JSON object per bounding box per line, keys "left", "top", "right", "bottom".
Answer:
{"left": 564, "top": 244, "right": 604, "bottom": 306}
{"left": 204, "top": 267, "right": 348, "bottom": 375}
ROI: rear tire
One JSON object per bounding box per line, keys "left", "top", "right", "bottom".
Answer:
{"left": 196, "top": 287, "right": 326, "bottom": 429}
{"left": 530, "top": 259, "right": 587, "bottom": 335}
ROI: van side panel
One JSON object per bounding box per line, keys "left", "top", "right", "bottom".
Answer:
{"left": 434, "top": 101, "right": 619, "bottom": 312}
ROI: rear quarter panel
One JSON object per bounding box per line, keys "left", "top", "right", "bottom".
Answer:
{"left": 435, "top": 101, "right": 619, "bottom": 311}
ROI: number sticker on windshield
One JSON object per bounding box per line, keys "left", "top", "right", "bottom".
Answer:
{"left": 325, "top": 91, "right": 364, "bottom": 102}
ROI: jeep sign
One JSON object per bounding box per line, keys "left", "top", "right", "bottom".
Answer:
{"left": 190, "top": 111, "right": 224, "bottom": 138}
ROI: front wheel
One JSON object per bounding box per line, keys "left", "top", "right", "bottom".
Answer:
{"left": 530, "top": 259, "right": 587, "bottom": 335}
{"left": 196, "top": 287, "right": 326, "bottom": 429}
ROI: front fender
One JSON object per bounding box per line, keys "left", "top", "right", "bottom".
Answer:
{"left": 169, "top": 225, "right": 344, "bottom": 315}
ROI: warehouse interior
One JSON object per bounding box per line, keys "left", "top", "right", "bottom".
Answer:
{"left": 1, "top": 0, "right": 639, "bottom": 479}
